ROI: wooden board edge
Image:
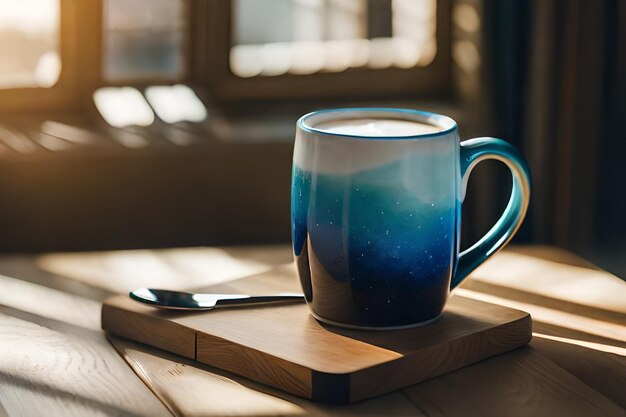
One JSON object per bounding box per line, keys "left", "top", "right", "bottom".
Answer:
{"left": 348, "top": 313, "right": 533, "bottom": 403}
{"left": 101, "top": 297, "right": 197, "bottom": 359}
{"left": 195, "top": 331, "right": 314, "bottom": 400}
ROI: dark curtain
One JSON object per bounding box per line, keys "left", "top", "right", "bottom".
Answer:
{"left": 478, "top": 0, "right": 625, "bottom": 261}
{"left": 595, "top": 1, "right": 626, "bottom": 249}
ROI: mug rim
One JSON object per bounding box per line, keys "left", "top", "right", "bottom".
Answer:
{"left": 298, "top": 107, "right": 458, "bottom": 140}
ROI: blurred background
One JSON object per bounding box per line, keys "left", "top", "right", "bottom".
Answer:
{"left": 0, "top": 0, "right": 624, "bottom": 278}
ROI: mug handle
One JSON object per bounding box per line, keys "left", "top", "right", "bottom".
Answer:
{"left": 451, "top": 137, "right": 532, "bottom": 289}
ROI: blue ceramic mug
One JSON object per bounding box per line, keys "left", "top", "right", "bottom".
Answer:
{"left": 291, "top": 108, "right": 531, "bottom": 330}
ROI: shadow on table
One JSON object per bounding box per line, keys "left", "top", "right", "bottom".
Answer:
{"left": 0, "top": 371, "right": 148, "bottom": 417}
{"left": 108, "top": 334, "right": 421, "bottom": 417}
{"left": 462, "top": 279, "right": 626, "bottom": 326}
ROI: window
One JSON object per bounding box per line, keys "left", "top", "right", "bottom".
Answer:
{"left": 104, "top": 0, "right": 187, "bottom": 81}
{"left": 203, "top": 0, "right": 451, "bottom": 100}
{"left": 1, "top": 0, "right": 451, "bottom": 113}
{"left": 0, "top": 0, "right": 96, "bottom": 113}
{"left": 231, "top": 0, "right": 437, "bottom": 77}
{"left": 0, "top": 0, "right": 61, "bottom": 89}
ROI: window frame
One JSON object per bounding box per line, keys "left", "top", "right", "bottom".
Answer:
{"left": 0, "top": 0, "right": 103, "bottom": 114}
{"left": 0, "top": 0, "right": 192, "bottom": 115}
{"left": 100, "top": 0, "right": 191, "bottom": 87}
{"left": 0, "top": 0, "right": 453, "bottom": 113}
{"left": 195, "top": 0, "right": 453, "bottom": 102}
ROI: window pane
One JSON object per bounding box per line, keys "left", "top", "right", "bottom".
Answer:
{"left": 230, "top": 0, "right": 437, "bottom": 78}
{"left": 104, "top": 0, "right": 186, "bottom": 81}
{"left": 0, "top": 0, "right": 61, "bottom": 89}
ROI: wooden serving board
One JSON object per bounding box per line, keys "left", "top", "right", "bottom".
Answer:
{"left": 102, "top": 266, "right": 532, "bottom": 404}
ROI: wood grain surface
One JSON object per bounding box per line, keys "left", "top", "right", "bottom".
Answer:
{"left": 1, "top": 245, "right": 625, "bottom": 416}
{"left": 402, "top": 347, "right": 625, "bottom": 417}
{"left": 0, "top": 245, "right": 297, "bottom": 417}
{"left": 0, "top": 274, "right": 170, "bottom": 417}
{"left": 105, "top": 246, "right": 625, "bottom": 416}
{"left": 103, "top": 266, "right": 532, "bottom": 403}
{"left": 110, "top": 335, "right": 427, "bottom": 417}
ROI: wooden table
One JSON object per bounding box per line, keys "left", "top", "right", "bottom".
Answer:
{"left": 0, "top": 245, "right": 624, "bottom": 417}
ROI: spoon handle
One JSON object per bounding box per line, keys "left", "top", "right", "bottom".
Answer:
{"left": 214, "top": 293, "right": 305, "bottom": 307}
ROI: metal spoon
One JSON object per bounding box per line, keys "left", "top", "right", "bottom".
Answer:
{"left": 129, "top": 288, "right": 305, "bottom": 311}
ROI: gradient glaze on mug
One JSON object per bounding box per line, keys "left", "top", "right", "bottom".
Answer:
{"left": 292, "top": 112, "right": 460, "bottom": 328}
